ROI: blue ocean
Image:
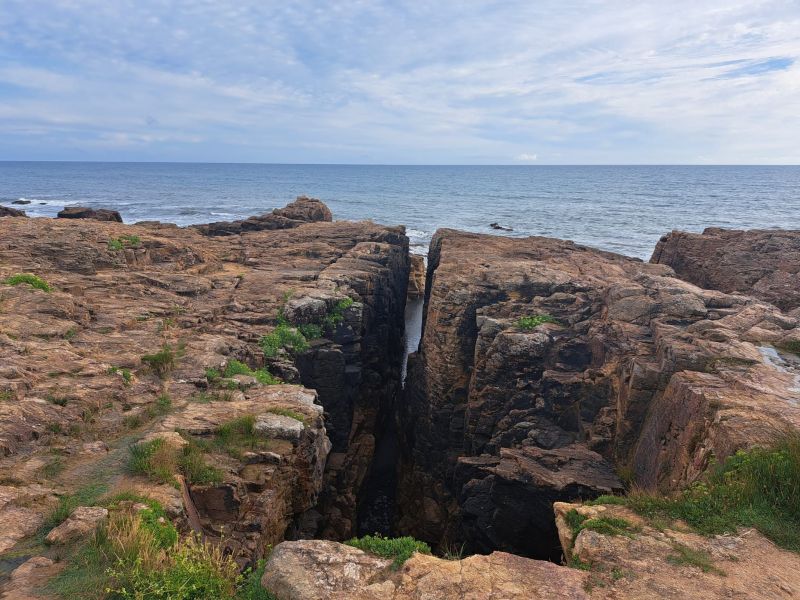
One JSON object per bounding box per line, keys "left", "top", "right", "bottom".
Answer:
{"left": 1, "top": 163, "right": 799, "bottom": 260}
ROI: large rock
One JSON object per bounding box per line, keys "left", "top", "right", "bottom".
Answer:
{"left": 57, "top": 206, "right": 123, "bottom": 222}
{"left": 398, "top": 229, "right": 800, "bottom": 558}
{"left": 192, "top": 196, "right": 333, "bottom": 236}
{"left": 0, "top": 206, "right": 26, "bottom": 218}
{"left": 45, "top": 506, "right": 108, "bottom": 545}
{"left": 651, "top": 227, "right": 800, "bottom": 312}
{"left": 261, "top": 539, "right": 589, "bottom": 600}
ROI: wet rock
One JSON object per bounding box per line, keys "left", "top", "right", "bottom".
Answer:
{"left": 0, "top": 206, "right": 26, "bottom": 217}
{"left": 57, "top": 206, "right": 123, "bottom": 222}
{"left": 651, "top": 227, "right": 800, "bottom": 311}
{"left": 489, "top": 222, "right": 513, "bottom": 231}
{"left": 11, "top": 200, "right": 30, "bottom": 205}
{"left": 45, "top": 506, "right": 108, "bottom": 545}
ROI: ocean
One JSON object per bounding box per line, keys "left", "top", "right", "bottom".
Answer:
{"left": 1, "top": 162, "right": 799, "bottom": 260}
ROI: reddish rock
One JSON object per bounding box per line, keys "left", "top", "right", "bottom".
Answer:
{"left": 57, "top": 206, "right": 123, "bottom": 222}
{"left": 192, "top": 195, "right": 333, "bottom": 236}
{"left": 651, "top": 227, "right": 800, "bottom": 312}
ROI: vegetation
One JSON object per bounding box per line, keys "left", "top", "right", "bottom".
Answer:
{"left": 127, "top": 438, "right": 223, "bottom": 486}
{"left": 187, "top": 415, "right": 271, "bottom": 460}
{"left": 141, "top": 343, "right": 183, "bottom": 378}
{"left": 108, "top": 235, "right": 142, "bottom": 251}
{"left": 108, "top": 366, "right": 133, "bottom": 386}
{"left": 223, "top": 360, "right": 280, "bottom": 385}
{"left": 267, "top": 407, "right": 306, "bottom": 424}
{"left": 43, "top": 482, "right": 109, "bottom": 533}
{"left": 46, "top": 392, "right": 69, "bottom": 406}
{"left": 344, "top": 534, "right": 431, "bottom": 569}
{"left": 260, "top": 324, "right": 309, "bottom": 358}
{"left": 298, "top": 323, "right": 322, "bottom": 340}
{"left": 564, "top": 509, "right": 638, "bottom": 542}
{"left": 322, "top": 297, "right": 354, "bottom": 331}
{"left": 516, "top": 313, "right": 559, "bottom": 330}
{"left": 666, "top": 542, "right": 725, "bottom": 575}
{"left": 590, "top": 434, "right": 800, "bottom": 552}
{"left": 779, "top": 340, "right": 800, "bottom": 356}
{"left": 2, "top": 272, "right": 51, "bottom": 292}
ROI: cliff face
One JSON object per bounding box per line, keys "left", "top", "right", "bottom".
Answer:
{"left": 398, "top": 229, "right": 800, "bottom": 558}
{"left": 651, "top": 227, "right": 800, "bottom": 312}
{"left": 0, "top": 200, "right": 409, "bottom": 565}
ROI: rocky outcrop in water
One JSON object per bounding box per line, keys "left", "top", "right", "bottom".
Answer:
{"left": 57, "top": 206, "right": 123, "bottom": 222}
{"left": 397, "top": 229, "right": 800, "bottom": 558}
{"left": 0, "top": 206, "right": 26, "bottom": 218}
{"left": 191, "top": 196, "right": 333, "bottom": 236}
{"left": 651, "top": 227, "right": 800, "bottom": 312}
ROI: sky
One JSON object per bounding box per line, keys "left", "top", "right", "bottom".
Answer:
{"left": 0, "top": 1, "right": 798, "bottom": 164}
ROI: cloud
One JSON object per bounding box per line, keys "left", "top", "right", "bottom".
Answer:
{"left": 515, "top": 153, "right": 538, "bottom": 162}
{"left": 0, "top": 1, "right": 798, "bottom": 163}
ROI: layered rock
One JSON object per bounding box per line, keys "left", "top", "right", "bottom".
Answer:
{"left": 57, "top": 206, "right": 123, "bottom": 222}
{"left": 191, "top": 196, "right": 332, "bottom": 236}
{"left": 0, "top": 201, "right": 409, "bottom": 578}
{"left": 398, "top": 229, "right": 800, "bottom": 558}
{"left": 651, "top": 227, "right": 800, "bottom": 312}
{"left": 0, "top": 206, "right": 26, "bottom": 218}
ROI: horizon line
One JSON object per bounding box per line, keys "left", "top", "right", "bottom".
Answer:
{"left": 1, "top": 160, "right": 799, "bottom": 167}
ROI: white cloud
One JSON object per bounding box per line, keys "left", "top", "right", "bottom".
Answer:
{"left": 516, "top": 153, "right": 538, "bottom": 162}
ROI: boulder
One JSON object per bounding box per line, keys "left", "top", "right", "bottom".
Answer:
{"left": 57, "top": 206, "right": 123, "bottom": 222}
{"left": 273, "top": 196, "right": 333, "bottom": 223}
{"left": 45, "top": 506, "right": 108, "bottom": 545}
{"left": 651, "top": 227, "right": 800, "bottom": 311}
{"left": 192, "top": 196, "right": 332, "bottom": 236}
{"left": 0, "top": 206, "right": 26, "bottom": 217}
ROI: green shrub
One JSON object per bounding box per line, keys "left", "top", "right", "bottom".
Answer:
{"left": 298, "top": 323, "right": 323, "bottom": 340}
{"left": 517, "top": 314, "right": 559, "bottom": 330}
{"left": 260, "top": 324, "right": 309, "bottom": 358}
{"left": 142, "top": 344, "right": 181, "bottom": 378}
{"left": 222, "top": 360, "right": 280, "bottom": 385}
{"left": 601, "top": 434, "right": 800, "bottom": 552}
{"left": 3, "top": 273, "right": 51, "bottom": 292}
{"left": 322, "top": 297, "right": 354, "bottom": 331}
{"left": 108, "top": 366, "right": 133, "bottom": 385}
{"left": 345, "top": 534, "right": 431, "bottom": 569}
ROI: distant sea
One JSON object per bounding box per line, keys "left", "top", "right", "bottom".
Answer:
{"left": 2, "top": 163, "right": 799, "bottom": 260}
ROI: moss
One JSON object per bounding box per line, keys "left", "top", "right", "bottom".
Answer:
{"left": 345, "top": 534, "right": 431, "bottom": 569}
{"left": 667, "top": 543, "right": 725, "bottom": 575}
{"left": 517, "top": 313, "right": 560, "bottom": 330}
{"left": 3, "top": 273, "right": 51, "bottom": 292}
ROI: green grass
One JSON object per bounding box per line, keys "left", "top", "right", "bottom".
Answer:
{"left": 322, "top": 297, "right": 354, "bottom": 330}
{"left": 108, "top": 235, "right": 142, "bottom": 252}
{"left": 141, "top": 343, "right": 183, "bottom": 378}
{"left": 298, "top": 323, "right": 323, "bottom": 340}
{"left": 223, "top": 360, "right": 280, "bottom": 385}
{"left": 592, "top": 434, "right": 800, "bottom": 553}
{"left": 178, "top": 442, "right": 224, "bottom": 485}
{"left": 3, "top": 273, "right": 51, "bottom": 292}
{"left": 108, "top": 366, "right": 133, "bottom": 385}
{"left": 344, "top": 534, "right": 431, "bottom": 569}
{"left": 516, "top": 313, "right": 559, "bottom": 330}
{"left": 46, "top": 393, "right": 69, "bottom": 406}
{"left": 43, "top": 482, "right": 109, "bottom": 533}
{"left": 235, "top": 559, "right": 278, "bottom": 600}
{"left": 39, "top": 457, "right": 65, "bottom": 479}
{"left": 564, "top": 510, "right": 638, "bottom": 542}
{"left": 188, "top": 415, "right": 271, "bottom": 460}
{"left": 260, "top": 324, "right": 309, "bottom": 358}
{"left": 667, "top": 543, "right": 725, "bottom": 575}
{"left": 0, "top": 390, "right": 13, "bottom": 401}
{"left": 128, "top": 437, "right": 223, "bottom": 486}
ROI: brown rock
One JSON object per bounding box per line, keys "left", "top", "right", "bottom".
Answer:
{"left": 407, "top": 254, "right": 425, "bottom": 298}
{"left": 272, "top": 196, "right": 333, "bottom": 222}
{"left": 44, "top": 506, "right": 108, "bottom": 545}
{"left": 0, "top": 206, "right": 26, "bottom": 218}
{"left": 57, "top": 206, "right": 123, "bottom": 222}
{"left": 1, "top": 556, "right": 62, "bottom": 600}
{"left": 192, "top": 196, "right": 332, "bottom": 236}
{"left": 651, "top": 227, "right": 800, "bottom": 311}
{"left": 261, "top": 539, "right": 589, "bottom": 600}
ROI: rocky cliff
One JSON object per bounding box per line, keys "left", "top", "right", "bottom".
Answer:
{"left": 651, "top": 227, "right": 800, "bottom": 312}
{"left": 0, "top": 199, "right": 409, "bottom": 579}
{"left": 397, "top": 229, "right": 800, "bottom": 558}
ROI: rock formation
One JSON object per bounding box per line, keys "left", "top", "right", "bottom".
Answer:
{"left": 651, "top": 227, "right": 800, "bottom": 312}
{"left": 0, "top": 206, "right": 26, "bottom": 218}
{"left": 397, "top": 229, "right": 800, "bottom": 558}
{"left": 191, "top": 196, "right": 333, "bottom": 236}
{"left": 57, "top": 206, "right": 123, "bottom": 222}
{"left": 0, "top": 200, "right": 409, "bottom": 577}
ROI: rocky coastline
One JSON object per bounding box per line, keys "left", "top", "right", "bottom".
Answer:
{"left": 0, "top": 199, "right": 799, "bottom": 599}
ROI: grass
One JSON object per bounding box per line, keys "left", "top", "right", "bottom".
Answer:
{"left": 0, "top": 390, "right": 13, "bottom": 401}
{"left": 187, "top": 415, "right": 271, "bottom": 460}
{"left": 3, "top": 273, "right": 51, "bottom": 292}
{"left": 127, "top": 437, "right": 223, "bottom": 486}
{"left": 344, "top": 534, "right": 431, "bottom": 569}
{"left": 260, "top": 324, "right": 309, "bottom": 358}
{"left": 108, "top": 366, "right": 133, "bottom": 385}
{"left": 590, "top": 434, "right": 800, "bottom": 553}
{"left": 43, "top": 482, "right": 109, "bottom": 533}
{"left": 267, "top": 407, "right": 306, "bottom": 424}
{"left": 46, "top": 392, "right": 69, "bottom": 406}
{"left": 223, "top": 360, "right": 280, "bottom": 385}
{"left": 517, "top": 313, "right": 559, "bottom": 330}
{"left": 107, "top": 235, "right": 142, "bottom": 252}
{"left": 322, "top": 297, "right": 354, "bottom": 331}
{"left": 39, "top": 457, "right": 65, "bottom": 479}
{"left": 141, "top": 343, "right": 183, "bottom": 378}
{"left": 564, "top": 510, "right": 638, "bottom": 542}
{"left": 667, "top": 543, "right": 725, "bottom": 575}
{"left": 298, "top": 323, "right": 322, "bottom": 340}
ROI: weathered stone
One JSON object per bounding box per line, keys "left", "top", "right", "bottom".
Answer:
{"left": 407, "top": 254, "right": 425, "bottom": 298}
{"left": 1, "top": 556, "right": 62, "bottom": 600}
{"left": 57, "top": 206, "right": 123, "bottom": 222}
{"left": 651, "top": 227, "right": 800, "bottom": 311}
{"left": 0, "top": 206, "right": 26, "bottom": 218}
{"left": 45, "top": 506, "right": 108, "bottom": 545}
{"left": 254, "top": 413, "right": 305, "bottom": 441}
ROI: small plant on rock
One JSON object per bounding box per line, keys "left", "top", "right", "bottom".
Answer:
{"left": 141, "top": 343, "right": 183, "bottom": 378}
{"left": 3, "top": 273, "right": 51, "bottom": 292}
{"left": 517, "top": 314, "right": 559, "bottom": 330}
{"left": 260, "top": 324, "right": 309, "bottom": 358}
{"left": 345, "top": 534, "right": 431, "bottom": 569}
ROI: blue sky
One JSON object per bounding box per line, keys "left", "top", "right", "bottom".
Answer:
{"left": 0, "top": 1, "right": 798, "bottom": 164}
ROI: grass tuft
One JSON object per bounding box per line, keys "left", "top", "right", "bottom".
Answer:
{"left": 3, "top": 273, "right": 51, "bottom": 292}
{"left": 345, "top": 534, "right": 431, "bottom": 569}
{"left": 666, "top": 543, "right": 725, "bottom": 575}
{"left": 223, "top": 359, "right": 280, "bottom": 385}
{"left": 260, "top": 324, "right": 309, "bottom": 358}
{"left": 141, "top": 343, "right": 183, "bottom": 378}
{"left": 517, "top": 313, "right": 559, "bottom": 330}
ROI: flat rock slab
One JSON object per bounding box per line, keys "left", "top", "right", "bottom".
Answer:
{"left": 44, "top": 506, "right": 108, "bottom": 545}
